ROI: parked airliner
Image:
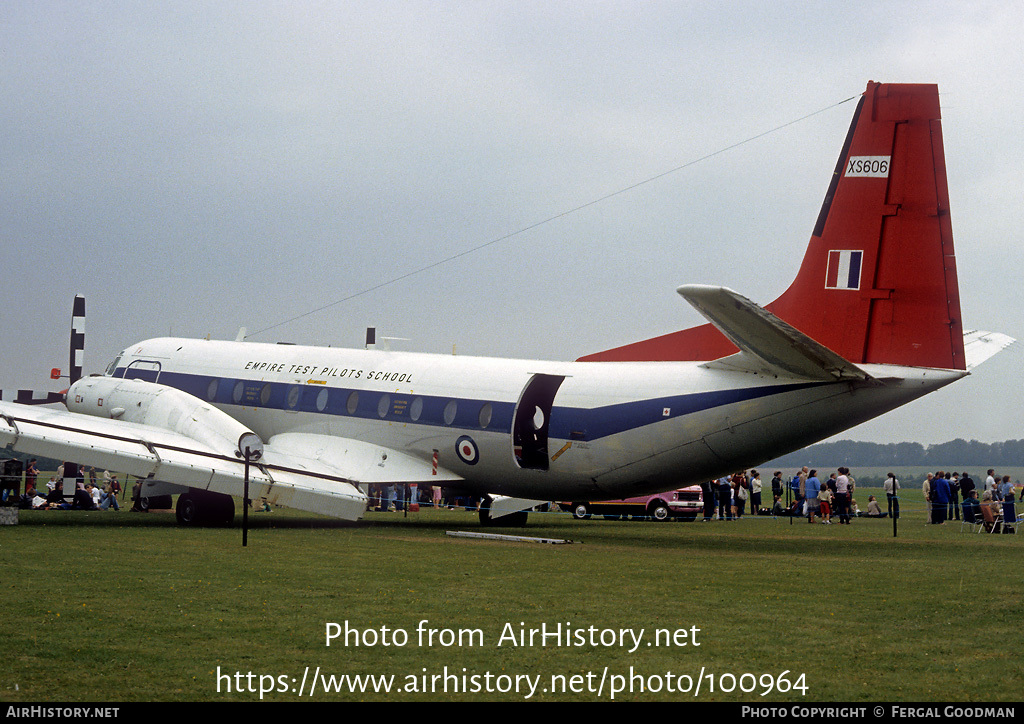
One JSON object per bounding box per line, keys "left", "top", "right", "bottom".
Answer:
{"left": 0, "top": 81, "right": 1012, "bottom": 526}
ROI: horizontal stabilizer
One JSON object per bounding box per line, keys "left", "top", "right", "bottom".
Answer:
{"left": 677, "top": 285, "right": 873, "bottom": 381}
{"left": 963, "top": 330, "right": 1015, "bottom": 370}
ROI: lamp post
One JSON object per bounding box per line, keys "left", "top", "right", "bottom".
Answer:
{"left": 239, "top": 433, "right": 264, "bottom": 548}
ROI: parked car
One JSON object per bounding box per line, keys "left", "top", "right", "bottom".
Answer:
{"left": 563, "top": 486, "right": 702, "bottom": 521}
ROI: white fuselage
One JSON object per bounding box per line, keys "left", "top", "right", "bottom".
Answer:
{"left": 104, "top": 337, "right": 964, "bottom": 499}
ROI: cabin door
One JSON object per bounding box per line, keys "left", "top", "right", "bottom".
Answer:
{"left": 512, "top": 374, "right": 565, "bottom": 470}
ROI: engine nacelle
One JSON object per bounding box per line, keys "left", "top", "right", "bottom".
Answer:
{"left": 66, "top": 376, "right": 263, "bottom": 460}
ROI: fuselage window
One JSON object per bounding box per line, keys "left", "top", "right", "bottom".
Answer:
{"left": 207, "top": 379, "right": 218, "bottom": 402}
{"left": 479, "top": 402, "right": 493, "bottom": 429}
{"left": 316, "top": 388, "right": 329, "bottom": 412}
{"left": 378, "top": 394, "right": 390, "bottom": 419}
{"left": 410, "top": 397, "right": 423, "bottom": 422}
{"left": 287, "top": 386, "right": 301, "bottom": 410}
{"left": 346, "top": 391, "right": 359, "bottom": 415}
{"left": 260, "top": 384, "right": 272, "bottom": 406}
{"left": 443, "top": 400, "right": 458, "bottom": 426}
{"left": 232, "top": 381, "right": 244, "bottom": 404}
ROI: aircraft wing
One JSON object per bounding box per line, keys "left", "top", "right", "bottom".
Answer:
{"left": 676, "top": 285, "right": 874, "bottom": 381}
{"left": 0, "top": 401, "right": 461, "bottom": 521}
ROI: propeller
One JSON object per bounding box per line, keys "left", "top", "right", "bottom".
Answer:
{"left": 70, "top": 294, "right": 85, "bottom": 385}
{"left": 0, "top": 295, "right": 84, "bottom": 406}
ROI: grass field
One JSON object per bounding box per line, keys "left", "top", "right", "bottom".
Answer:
{"left": 1, "top": 495, "right": 1020, "bottom": 702}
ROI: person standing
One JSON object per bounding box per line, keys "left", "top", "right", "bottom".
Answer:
{"left": 750, "top": 470, "right": 763, "bottom": 513}
{"left": 790, "top": 467, "right": 808, "bottom": 511}
{"left": 959, "top": 472, "right": 975, "bottom": 509}
{"left": 999, "top": 476, "right": 1017, "bottom": 532}
{"left": 931, "top": 471, "right": 951, "bottom": 525}
{"left": 130, "top": 478, "right": 143, "bottom": 512}
{"left": 922, "top": 473, "right": 933, "bottom": 524}
{"left": 701, "top": 479, "right": 715, "bottom": 521}
{"left": 805, "top": 470, "right": 821, "bottom": 524}
{"left": 771, "top": 471, "right": 783, "bottom": 502}
{"left": 948, "top": 472, "right": 961, "bottom": 521}
{"left": 25, "top": 459, "right": 38, "bottom": 494}
{"left": 884, "top": 472, "right": 900, "bottom": 519}
{"left": 835, "top": 467, "right": 852, "bottom": 524}
{"left": 818, "top": 481, "right": 834, "bottom": 524}
{"left": 733, "top": 472, "right": 748, "bottom": 518}
{"left": 985, "top": 470, "right": 997, "bottom": 499}
{"left": 717, "top": 476, "right": 732, "bottom": 521}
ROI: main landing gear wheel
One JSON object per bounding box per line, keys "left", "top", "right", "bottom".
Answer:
{"left": 175, "top": 488, "right": 235, "bottom": 526}
{"left": 140, "top": 495, "right": 172, "bottom": 512}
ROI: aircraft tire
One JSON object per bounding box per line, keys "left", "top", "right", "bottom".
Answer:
{"left": 175, "top": 489, "right": 235, "bottom": 526}
{"left": 176, "top": 493, "right": 200, "bottom": 525}
{"left": 141, "top": 495, "right": 173, "bottom": 512}
{"left": 498, "top": 510, "right": 529, "bottom": 527}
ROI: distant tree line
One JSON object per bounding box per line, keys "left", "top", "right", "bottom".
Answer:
{"left": 765, "top": 438, "right": 1024, "bottom": 470}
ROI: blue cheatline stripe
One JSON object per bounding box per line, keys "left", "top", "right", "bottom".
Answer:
{"left": 116, "top": 368, "right": 827, "bottom": 443}
{"left": 548, "top": 381, "right": 826, "bottom": 440}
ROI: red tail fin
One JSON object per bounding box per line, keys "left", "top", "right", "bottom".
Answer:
{"left": 580, "top": 82, "right": 966, "bottom": 370}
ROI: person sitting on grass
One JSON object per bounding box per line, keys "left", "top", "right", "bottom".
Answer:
{"left": 72, "top": 485, "right": 96, "bottom": 510}
{"left": 99, "top": 484, "right": 120, "bottom": 511}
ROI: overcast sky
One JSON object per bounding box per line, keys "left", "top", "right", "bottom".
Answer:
{"left": 2, "top": 1, "right": 1021, "bottom": 446}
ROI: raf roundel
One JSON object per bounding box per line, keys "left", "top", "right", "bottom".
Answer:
{"left": 455, "top": 435, "right": 479, "bottom": 465}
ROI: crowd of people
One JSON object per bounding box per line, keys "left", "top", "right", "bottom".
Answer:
{"left": 16, "top": 460, "right": 131, "bottom": 512}
{"left": 364, "top": 483, "right": 481, "bottom": 513}
{"left": 697, "top": 466, "right": 1019, "bottom": 533}
{"left": 700, "top": 467, "right": 868, "bottom": 524}
{"left": 922, "top": 469, "right": 1018, "bottom": 533}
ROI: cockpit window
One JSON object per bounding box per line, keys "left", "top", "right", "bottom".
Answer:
{"left": 104, "top": 352, "right": 124, "bottom": 377}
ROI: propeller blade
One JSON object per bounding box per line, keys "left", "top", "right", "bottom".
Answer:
{"left": 70, "top": 295, "right": 85, "bottom": 385}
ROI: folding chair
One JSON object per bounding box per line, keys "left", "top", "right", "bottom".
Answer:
{"left": 960, "top": 509, "right": 983, "bottom": 533}
{"left": 988, "top": 510, "right": 1004, "bottom": 534}
{"left": 1001, "top": 509, "right": 1017, "bottom": 534}
{"left": 979, "top": 504, "right": 1000, "bottom": 534}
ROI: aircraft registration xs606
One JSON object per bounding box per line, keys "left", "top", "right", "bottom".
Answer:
{"left": 0, "top": 82, "right": 1013, "bottom": 526}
